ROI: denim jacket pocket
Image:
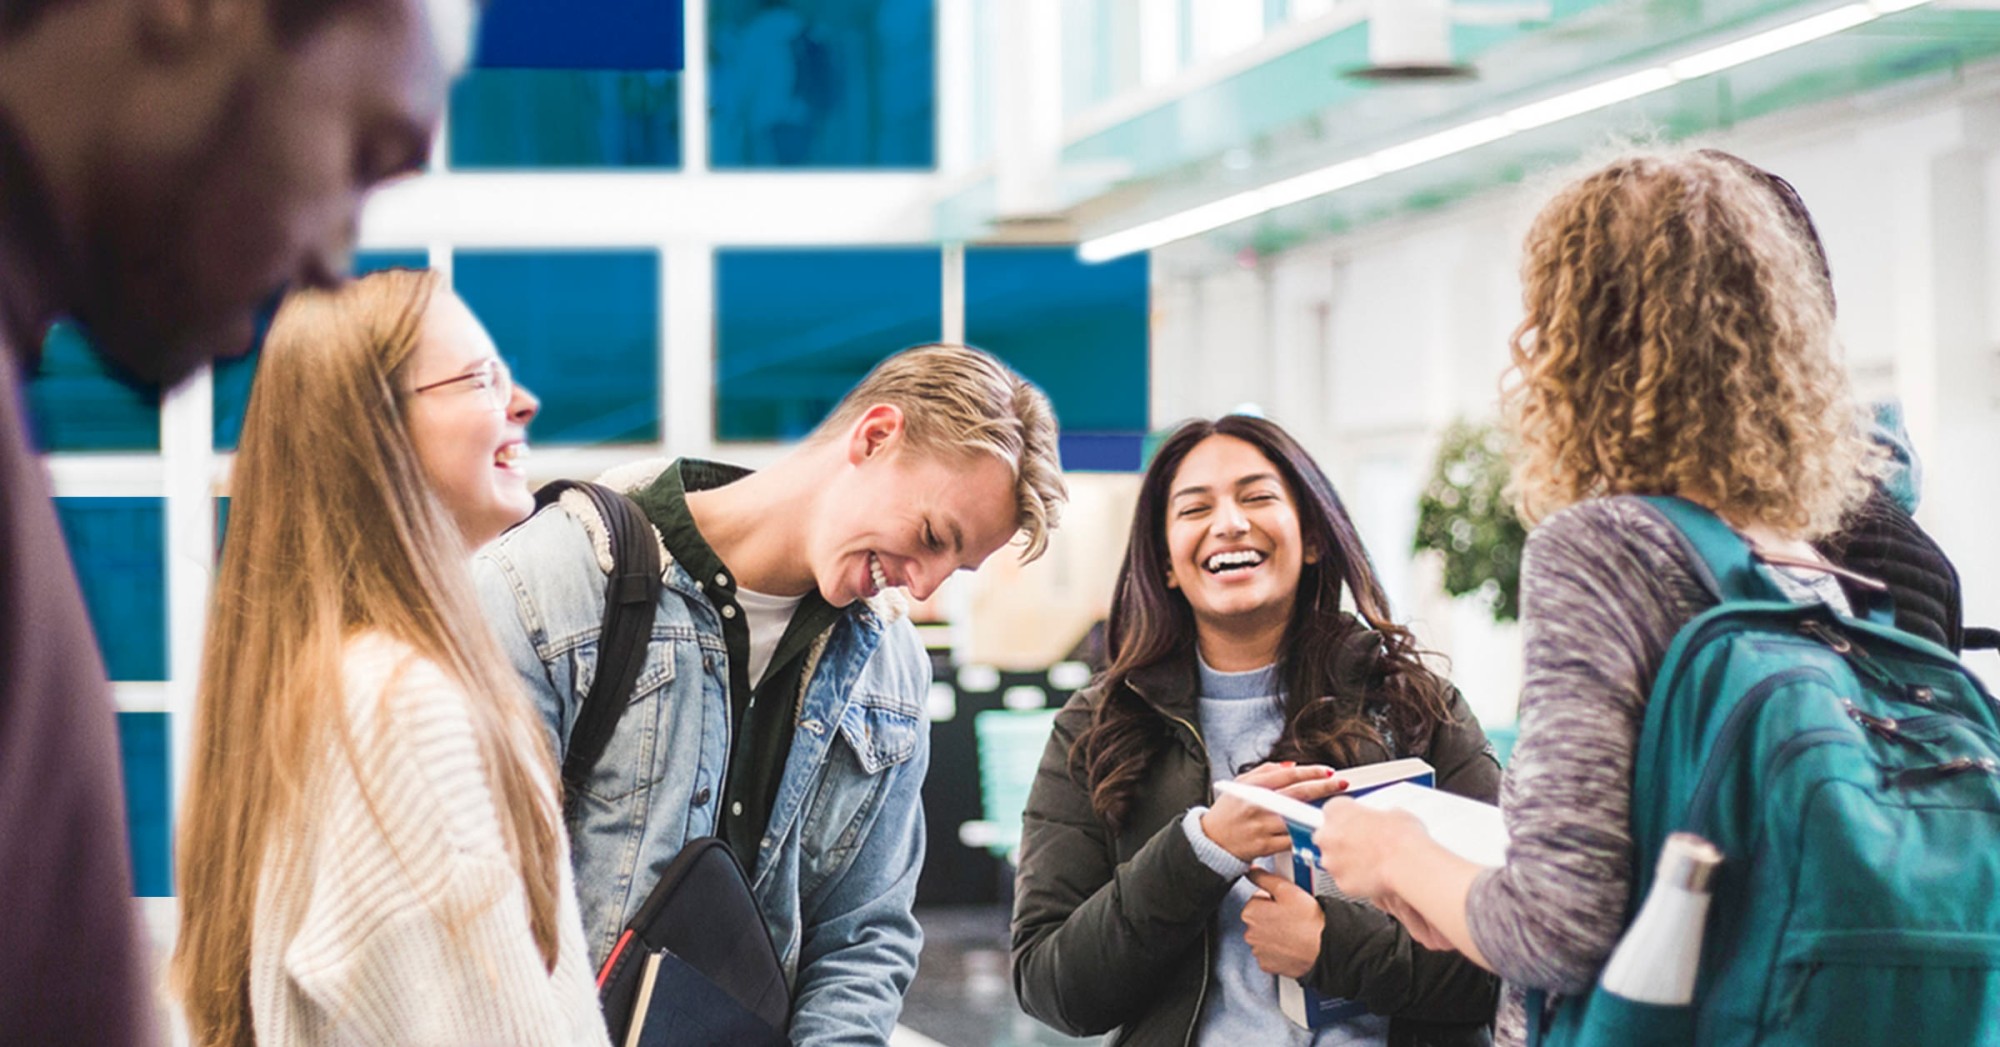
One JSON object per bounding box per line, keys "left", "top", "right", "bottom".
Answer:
{"left": 569, "top": 638, "right": 677, "bottom": 803}
{"left": 836, "top": 691, "right": 922, "bottom": 775}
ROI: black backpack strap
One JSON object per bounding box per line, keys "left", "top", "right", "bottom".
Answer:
{"left": 533, "top": 480, "right": 663, "bottom": 804}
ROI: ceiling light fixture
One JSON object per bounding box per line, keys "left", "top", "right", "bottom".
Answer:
{"left": 1077, "top": 0, "right": 1930, "bottom": 263}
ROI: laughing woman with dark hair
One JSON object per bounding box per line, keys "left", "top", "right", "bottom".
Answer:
{"left": 1012, "top": 414, "right": 1501, "bottom": 1047}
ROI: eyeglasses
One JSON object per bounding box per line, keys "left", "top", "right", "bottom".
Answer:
{"left": 412, "top": 358, "right": 514, "bottom": 411}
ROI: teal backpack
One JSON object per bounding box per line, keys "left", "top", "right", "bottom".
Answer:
{"left": 1530, "top": 496, "right": 2000, "bottom": 1046}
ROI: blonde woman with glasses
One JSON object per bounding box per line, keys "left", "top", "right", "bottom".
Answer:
{"left": 171, "top": 269, "right": 611, "bottom": 1047}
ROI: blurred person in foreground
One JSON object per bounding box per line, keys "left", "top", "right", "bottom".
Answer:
{"left": 1310, "top": 148, "right": 1869, "bottom": 1046}
{"left": 474, "top": 344, "right": 1069, "bottom": 1043}
{"left": 0, "top": 0, "right": 472, "bottom": 1039}
{"left": 1012, "top": 414, "right": 1500, "bottom": 1046}
{"left": 172, "top": 269, "right": 609, "bottom": 1046}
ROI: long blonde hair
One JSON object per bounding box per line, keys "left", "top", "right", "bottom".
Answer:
{"left": 170, "top": 269, "right": 563, "bottom": 1046}
{"left": 1502, "top": 148, "right": 1874, "bottom": 538}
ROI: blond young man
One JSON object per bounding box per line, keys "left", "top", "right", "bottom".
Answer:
{"left": 474, "top": 344, "right": 1067, "bottom": 1043}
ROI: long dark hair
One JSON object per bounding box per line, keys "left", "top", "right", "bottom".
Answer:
{"left": 1072, "top": 415, "right": 1454, "bottom": 830}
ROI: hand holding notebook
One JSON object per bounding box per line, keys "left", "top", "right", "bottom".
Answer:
{"left": 1216, "top": 758, "right": 1506, "bottom": 1031}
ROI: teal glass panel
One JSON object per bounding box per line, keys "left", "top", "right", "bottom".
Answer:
{"left": 454, "top": 250, "right": 661, "bottom": 445}
{"left": 965, "top": 246, "right": 1148, "bottom": 468}
{"left": 212, "top": 252, "right": 430, "bottom": 450}
{"left": 715, "top": 247, "right": 941, "bottom": 441}
{"left": 118, "top": 712, "right": 172, "bottom": 896}
{"left": 24, "top": 322, "right": 161, "bottom": 452}
{"left": 449, "top": 70, "right": 682, "bottom": 168}
{"left": 709, "top": 0, "right": 934, "bottom": 169}
{"left": 53, "top": 497, "right": 165, "bottom": 682}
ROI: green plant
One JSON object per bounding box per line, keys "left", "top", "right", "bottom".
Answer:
{"left": 1413, "top": 420, "right": 1528, "bottom": 623}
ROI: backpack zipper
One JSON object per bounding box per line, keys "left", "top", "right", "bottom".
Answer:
{"left": 1683, "top": 666, "right": 1829, "bottom": 837}
{"left": 1776, "top": 961, "right": 1823, "bottom": 1025}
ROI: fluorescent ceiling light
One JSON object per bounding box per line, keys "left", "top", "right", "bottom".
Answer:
{"left": 1260, "top": 158, "right": 1383, "bottom": 211}
{"left": 1371, "top": 117, "right": 1517, "bottom": 174}
{"left": 1665, "top": 4, "right": 1875, "bottom": 80}
{"left": 1502, "top": 68, "right": 1680, "bottom": 131}
{"left": 1078, "top": 0, "right": 1929, "bottom": 262}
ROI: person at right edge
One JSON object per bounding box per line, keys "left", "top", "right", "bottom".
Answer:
{"left": 1692, "top": 150, "right": 1970, "bottom": 654}
{"left": 1012, "top": 413, "right": 1501, "bottom": 1047}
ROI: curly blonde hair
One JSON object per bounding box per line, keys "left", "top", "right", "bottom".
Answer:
{"left": 1502, "top": 148, "right": 1875, "bottom": 539}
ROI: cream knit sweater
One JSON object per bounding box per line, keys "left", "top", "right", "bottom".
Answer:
{"left": 248, "top": 633, "right": 612, "bottom": 1046}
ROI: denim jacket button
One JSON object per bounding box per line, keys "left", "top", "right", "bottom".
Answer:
{"left": 722, "top": 604, "right": 738, "bottom": 620}
{"left": 693, "top": 787, "right": 712, "bottom": 806}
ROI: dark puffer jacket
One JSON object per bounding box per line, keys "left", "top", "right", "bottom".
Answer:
{"left": 1012, "top": 625, "right": 1502, "bottom": 1047}
{"left": 1816, "top": 484, "right": 1962, "bottom": 652}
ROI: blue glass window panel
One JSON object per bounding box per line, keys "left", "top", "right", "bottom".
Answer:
{"left": 449, "top": 70, "right": 681, "bottom": 169}
{"left": 1056, "top": 432, "right": 1145, "bottom": 472}
{"left": 24, "top": 322, "right": 161, "bottom": 452}
{"left": 212, "top": 251, "right": 430, "bottom": 451}
{"left": 965, "top": 247, "right": 1149, "bottom": 466}
{"left": 454, "top": 251, "right": 661, "bottom": 445}
{"left": 709, "top": 0, "right": 934, "bottom": 169}
{"left": 474, "top": 0, "right": 684, "bottom": 70}
{"left": 715, "top": 248, "right": 941, "bottom": 441}
{"left": 53, "top": 498, "right": 166, "bottom": 681}
{"left": 118, "top": 712, "right": 172, "bottom": 897}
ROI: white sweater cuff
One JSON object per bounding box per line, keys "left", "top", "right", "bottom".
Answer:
{"left": 1182, "top": 806, "right": 1251, "bottom": 879}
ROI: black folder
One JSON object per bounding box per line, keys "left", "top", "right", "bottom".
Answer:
{"left": 596, "top": 837, "right": 790, "bottom": 1047}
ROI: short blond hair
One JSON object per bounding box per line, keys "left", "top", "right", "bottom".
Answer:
{"left": 1502, "top": 148, "right": 1875, "bottom": 539}
{"left": 815, "top": 344, "right": 1067, "bottom": 560}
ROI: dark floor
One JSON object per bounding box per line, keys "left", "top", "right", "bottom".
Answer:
{"left": 900, "top": 905, "right": 1101, "bottom": 1047}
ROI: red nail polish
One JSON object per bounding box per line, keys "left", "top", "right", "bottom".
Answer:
{"left": 1323, "top": 769, "right": 1336, "bottom": 777}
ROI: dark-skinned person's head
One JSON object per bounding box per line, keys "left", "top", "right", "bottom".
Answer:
{"left": 0, "top": 0, "right": 475, "bottom": 387}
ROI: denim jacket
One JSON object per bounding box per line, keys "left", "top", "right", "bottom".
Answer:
{"left": 473, "top": 468, "right": 930, "bottom": 1046}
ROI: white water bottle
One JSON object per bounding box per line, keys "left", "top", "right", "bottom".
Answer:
{"left": 1597, "top": 833, "right": 1724, "bottom": 1004}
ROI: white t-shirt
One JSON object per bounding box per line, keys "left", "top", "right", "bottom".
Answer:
{"left": 736, "top": 586, "right": 806, "bottom": 687}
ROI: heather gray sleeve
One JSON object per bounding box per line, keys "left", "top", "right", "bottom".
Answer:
{"left": 1465, "top": 498, "right": 1711, "bottom": 996}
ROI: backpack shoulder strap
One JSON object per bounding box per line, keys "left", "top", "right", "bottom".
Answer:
{"left": 1638, "top": 495, "right": 1785, "bottom": 604}
{"left": 533, "top": 479, "right": 663, "bottom": 803}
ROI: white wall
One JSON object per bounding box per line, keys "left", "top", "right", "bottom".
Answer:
{"left": 1149, "top": 77, "right": 2000, "bottom": 721}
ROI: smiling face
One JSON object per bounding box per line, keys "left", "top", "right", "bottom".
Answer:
{"left": 1164, "top": 433, "right": 1317, "bottom": 647}
{"left": 401, "top": 290, "right": 538, "bottom": 550}
{"left": 805, "top": 406, "right": 1023, "bottom": 607}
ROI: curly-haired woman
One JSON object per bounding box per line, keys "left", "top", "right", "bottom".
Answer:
{"left": 1310, "top": 149, "right": 1875, "bottom": 1046}
{"left": 1013, "top": 414, "right": 1501, "bottom": 1047}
